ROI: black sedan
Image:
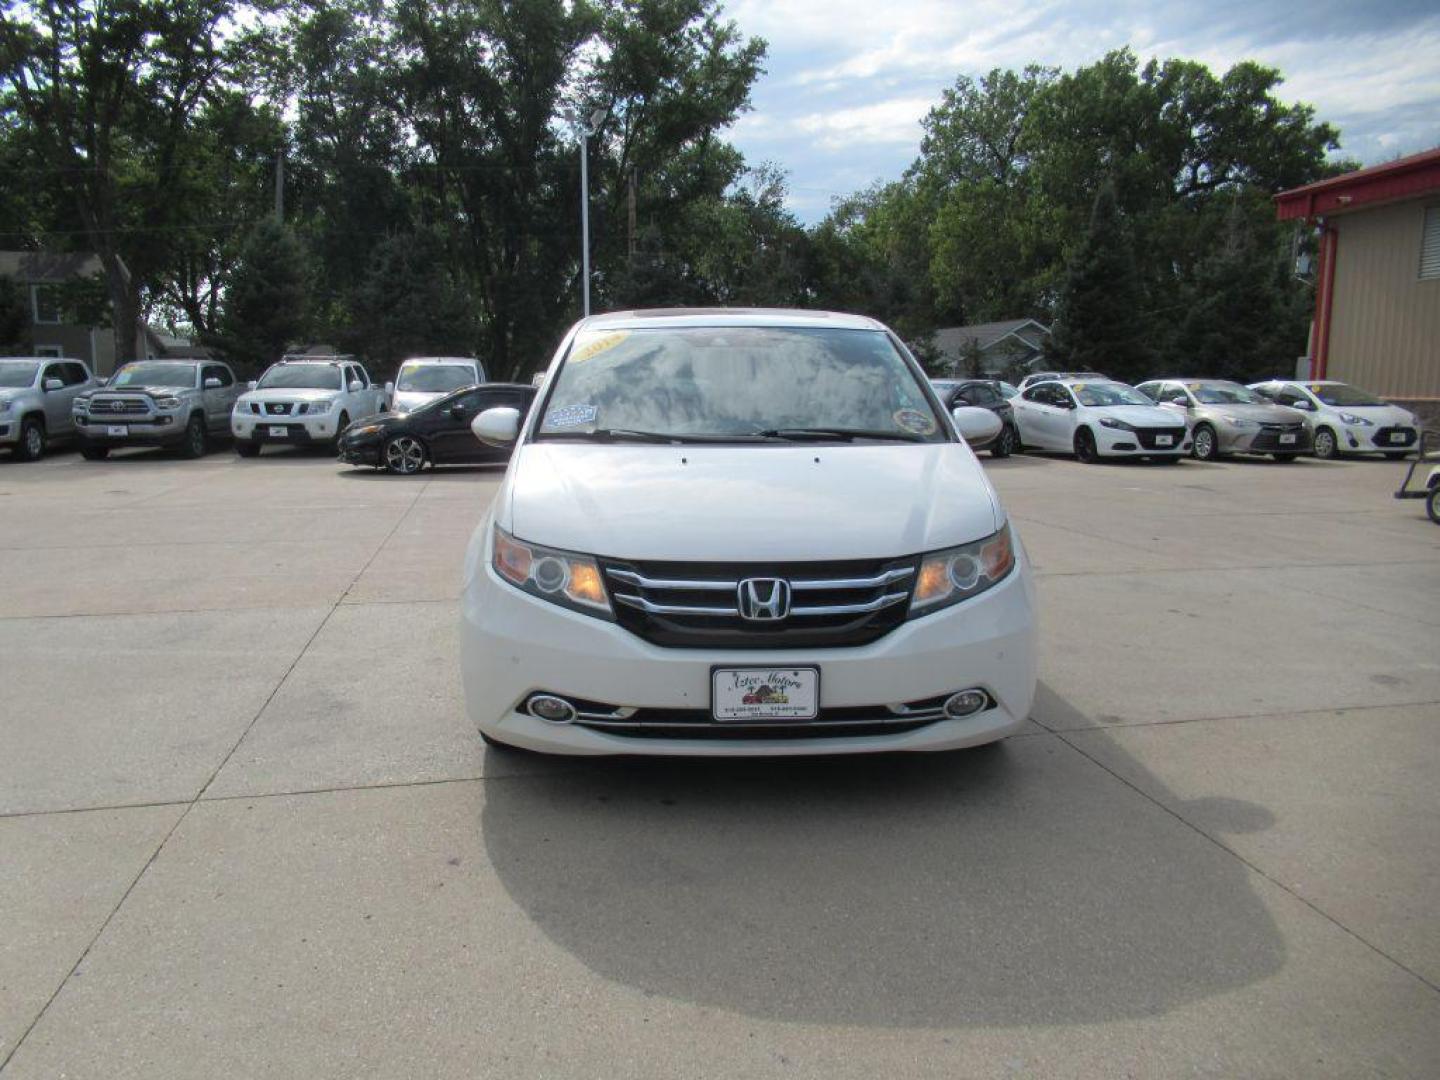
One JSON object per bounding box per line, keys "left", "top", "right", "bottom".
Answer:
{"left": 930, "top": 379, "right": 1017, "bottom": 457}
{"left": 338, "top": 382, "right": 537, "bottom": 474}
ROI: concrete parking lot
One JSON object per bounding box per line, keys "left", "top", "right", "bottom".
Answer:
{"left": 2, "top": 444, "right": 1438, "bottom": 1078}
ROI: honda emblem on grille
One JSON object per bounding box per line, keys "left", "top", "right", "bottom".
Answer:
{"left": 737, "top": 578, "right": 791, "bottom": 621}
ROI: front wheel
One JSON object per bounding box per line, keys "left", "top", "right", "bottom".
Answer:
{"left": 1312, "top": 427, "right": 1339, "bottom": 460}
{"left": 990, "top": 423, "right": 1015, "bottom": 459}
{"left": 80, "top": 446, "right": 109, "bottom": 461}
{"left": 16, "top": 417, "right": 45, "bottom": 462}
{"left": 1074, "top": 426, "right": 1099, "bottom": 464}
{"left": 1191, "top": 423, "right": 1220, "bottom": 461}
{"left": 1428, "top": 486, "right": 1440, "bottom": 525}
{"left": 177, "top": 413, "right": 207, "bottom": 459}
{"left": 383, "top": 434, "right": 427, "bottom": 475}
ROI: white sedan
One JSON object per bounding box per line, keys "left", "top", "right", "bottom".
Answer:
{"left": 1012, "top": 379, "right": 1191, "bottom": 463}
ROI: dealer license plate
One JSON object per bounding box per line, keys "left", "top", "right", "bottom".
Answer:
{"left": 106, "top": 425, "right": 127, "bottom": 437}
{"left": 268, "top": 426, "right": 288, "bottom": 437}
{"left": 1154, "top": 434, "right": 1174, "bottom": 447}
{"left": 1279, "top": 433, "right": 1297, "bottom": 444}
{"left": 1389, "top": 432, "right": 1407, "bottom": 444}
{"left": 712, "top": 667, "right": 819, "bottom": 721}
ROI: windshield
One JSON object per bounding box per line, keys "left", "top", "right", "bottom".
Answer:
{"left": 1311, "top": 383, "right": 1383, "bottom": 407}
{"left": 997, "top": 382, "right": 1019, "bottom": 399}
{"left": 111, "top": 362, "right": 196, "bottom": 389}
{"left": 0, "top": 361, "right": 39, "bottom": 388}
{"left": 1192, "top": 383, "right": 1266, "bottom": 405}
{"left": 537, "top": 326, "right": 945, "bottom": 442}
{"left": 396, "top": 364, "right": 476, "bottom": 393}
{"left": 1071, "top": 382, "right": 1153, "bottom": 407}
{"left": 257, "top": 364, "right": 342, "bottom": 390}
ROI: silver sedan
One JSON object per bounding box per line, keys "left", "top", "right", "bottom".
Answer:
{"left": 1137, "top": 379, "right": 1312, "bottom": 461}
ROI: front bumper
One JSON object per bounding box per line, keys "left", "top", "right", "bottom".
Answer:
{"left": 337, "top": 436, "right": 383, "bottom": 466}
{"left": 461, "top": 537, "right": 1038, "bottom": 756}
{"left": 1219, "top": 426, "right": 1312, "bottom": 455}
{"left": 232, "top": 413, "right": 339, "bottom": 445}
{"left": 1094, "top": 425, "right": 1189, "bottom": 457}
{"left": 0, "top": 419, "right": 16, "bottom": 445}
{"left": 74, "top": 415, "right": 186, "bottom": 446}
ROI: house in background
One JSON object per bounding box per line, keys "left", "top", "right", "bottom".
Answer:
{"left": 929, "top": 319, "right": 1051, "bottom": 379}
{"left": 1274, "top": 147, "right": 1439, "bottom": 421}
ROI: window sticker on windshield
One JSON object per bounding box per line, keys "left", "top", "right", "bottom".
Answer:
{"left": 1309, "top": 384, "right": 1325, "bottom": 392}
{"left": 1072, "top": 383, "right": 1085, "bottom": 392}
{"left": 893, "top": 408, "right": 936, "bottom": 435}
{"left": 569, "top": 331, "right": 630, "bottom": 365}
{"left": 546, "top": 403, "right": 598, "bottom": 428}
{"left": 1187, "top": 382, "right": 1201, "bottom": 390}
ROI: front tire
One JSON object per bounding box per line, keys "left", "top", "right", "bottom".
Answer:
{"left": 177, "top": 413, "right": 207, "bottom": 459}
{"left": 1312, "top": 426, "right": 1339, "bottom": 460}
{"left": 80, "top": 446, "right": 109, "bottom": 461}
{"left": 1074, "top": 426, "right": 1099, "bottom": 464}
{"left": 383, "top": 434, "right": 427, "bottom": 475}
{"left": 16, "top": 417, "right": 45, "bottom": 462}
{"left": 990, "top": 423, "right": 1015, "bottom": 459}
{"left": 1191, "top": 423, "right": 1220, "bottom": 461}
{"left": 234, "top": 440, "right": 261, "bottom": 458}
{"left": 1428, "top": 486, "right": 1440, "bottom": 525}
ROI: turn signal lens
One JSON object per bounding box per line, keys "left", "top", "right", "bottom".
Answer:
{"left": 909, "top": 522, "right": 1017, "bottom": 618}
{"left": 491, "top": 525, "right": 613, "bottom": 619}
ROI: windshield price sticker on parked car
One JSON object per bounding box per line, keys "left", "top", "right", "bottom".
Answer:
{"left": 568, "top": 331, "right": 630, "bottom": 365}
{"left": 712, "top": 667, "right": 819, "bottom": 721}
{"left": 546, "top": 403, "right": 598, "bottom": 428}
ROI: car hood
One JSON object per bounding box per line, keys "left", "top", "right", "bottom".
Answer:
{"left": 1086, "top": 404, "right": 1186, "bottom": 427}
{"left": 392, "top": 390, "right": 446, "bottom": 412}
{"left": 502, "top": 442, "right": 1004, "bottom": 562}
{"left": 1327, "top": 403, "right": 1416, "bottom": 425}
{"left": 83, "top": 384, "right": 190, "bottom": 398}
{"left": 239, "top": 387, "right": 341, "bottom": 403}
{"left": 1199, "top": 402, "right": 1306, "bottom": 423}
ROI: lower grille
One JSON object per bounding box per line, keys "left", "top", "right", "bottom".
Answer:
{"left": 1134, "top": 427, "right": 1186, "bottom": 450}
{"left": 600, "top": 557, "right": 917, "bottom": 648}
{"left": 1249, "top": 424, "right": 1309, "bottom": 451}
{"left": 1371, "top": 426, "right": 1416, "bottom": 448}
{"left": 264, "top": 402, "right": 293, "bottom": 415}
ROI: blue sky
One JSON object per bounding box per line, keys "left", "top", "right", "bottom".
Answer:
{"left": 722, "top": 0, "right": 1440, "bottom": 223}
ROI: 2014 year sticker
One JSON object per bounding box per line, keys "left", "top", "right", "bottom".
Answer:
{"left": 894, "top": 408, "right": 936, "bottom": 435}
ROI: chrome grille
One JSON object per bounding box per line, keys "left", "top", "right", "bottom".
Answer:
{"left": 89, "top": 397, "right": 150, "bottom": 415}
{"left": 264, "top": 402, "right": 293, "bottom": 415}
{"left": 600, "top": 557, "right": 917, "bottom": 649}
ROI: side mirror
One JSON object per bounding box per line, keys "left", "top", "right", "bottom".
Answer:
{"left": 247, "top": 380, "right": 257, "bottom": 390}
{"left": 1292, "top": 399, "right": 1314, "bottom": 411}
{"left": 204, "top": 376, "right": 222, "bottom": 389}
{"left": 951, "top": 406, "right": 1002, "bottom": 450}
{"left": 384, "top": 381, "right": 394, "bottom": 394}
{"left": 43, "top": 377, "right": 63, "bottom": 392}
{"left": 472, "top": 406, "right": 521, "bottom": 447}
{"left": 348, "top": 380, "right": 363, "bottom": 393}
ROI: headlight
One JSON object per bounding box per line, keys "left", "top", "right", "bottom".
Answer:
{"left": 1338, "top": 412, "right": 1373, "bottom": 426}
{"left": 348, "top": 423, "right": 384, "bottom": 438}
{"left": 1098, "top": 417, "right": 1135, "bottom": 431}
{"left": 72, "top": 398, "right": 89, "bottom": 414}
{"left": 154, "top": 396, "right": 181, "bottom": 410}
{"left": 305, "top": 400, "right": 333, "bottom": 415}
{"left": 1222, "top": 415, "right": 1257, "bottom": 428}
{"left": 0, "top": 399, "right": 13, "bottom": 414}
{"left": 491, "top": 525, "right": 613, "bottom": 618}
{"left": 909, "top": 522, "right": 1016, "bottom": 618}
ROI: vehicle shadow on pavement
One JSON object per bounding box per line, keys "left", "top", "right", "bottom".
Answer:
{"left": 480, "top": 688, "right": 1284, "bottom": 1028}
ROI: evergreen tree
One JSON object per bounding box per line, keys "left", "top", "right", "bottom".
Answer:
{"left": 1047, "top": 180, "right": 1149, "bottom": 381}
{"left": 212, "top": 219, "right": 312, "bottom": 374}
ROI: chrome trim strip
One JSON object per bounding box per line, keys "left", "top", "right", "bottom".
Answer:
{"left": 606, "top": 569, "right": 734, "bottom": 591}
{"left": 613, "top": 593, "right": 739, "bottom": 616}
{"left": 575, "top": 711, "right": 947, "bottom": 730}
{"left": 791, "top": 592, "right": 909, "bottom": 616}
{"left": 605, "top": 566, "right": 915, "bottom": 592}
{"left": 789, "top": 567, "right": 915, "bottom": 590}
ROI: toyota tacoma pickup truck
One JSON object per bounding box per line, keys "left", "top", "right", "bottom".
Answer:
{"left": 0, "top": 356, "right": 97, "bottom": 461}
{"left": 232, "top": 355, "right": 387, "bottom": 456}
{"left": 73, "top": 359, "right": 240, "bottom": 459}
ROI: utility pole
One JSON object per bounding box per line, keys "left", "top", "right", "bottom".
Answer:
{"left": 565, "top": 107, "right": 606, "bottom": 317}
{"left": 274, "top": 151, "right": 285, "bottom": 220}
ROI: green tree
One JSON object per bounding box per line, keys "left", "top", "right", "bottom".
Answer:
{"left": 212, "top": 218, "right": 311, "bottom": 373}
{"left": 1047, "top": 180, "right": 1149, "bottom": 380}
{"left": 0, "top": 274, "right": 29, "bottom": 352}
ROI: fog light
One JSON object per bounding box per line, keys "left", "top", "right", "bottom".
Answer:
{"left": 527, "top": 694, "right": 577, "bottom": 724}
{"left": 943, "top": 690, "right": 988, "bottom": 719}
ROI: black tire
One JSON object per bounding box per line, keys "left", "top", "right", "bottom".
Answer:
{"left": 1428, "top": 486, "right": 1440, "bottom": 525}
{"left": 1074, "top": 426, "right": 1099, "bottom": 464}
{"left": 15, "top": 416, "right": 45, "bottom": 462}
{"left": 1272, "top": 453, "right": 1298, "bottom": 463}
{"left": 990, "top": 423, "right": 1015, "bottom": 459}
{"left": 1312, "top": 426, "right": 1339, "bottom": 459}
{"left": 177, "top": 413, "right": 207, "bottom": 459}
{"left": 80, "top": 446, "right": 109, "bottom": 461}
{"left": 382, "top": 434, "right": 427, "bottom": 475}
{"left": 1383, "top": 451, "right": 1410, "bottom": 461}
{"left": 234, "top": 440, "right": 262, "bottom": 458}
{"left": 1191, "top": 422, "right": 1220, "bottom": 461}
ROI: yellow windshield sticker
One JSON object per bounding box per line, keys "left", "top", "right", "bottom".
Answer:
{"left": 1187, "top": 382, "right": 1201, "bottom": 390}
{"left": 1072, "top": 383, "right": 1085, "bottom": 392}
{"left": 569, "top": 331, "right": 630, "bottom": 365}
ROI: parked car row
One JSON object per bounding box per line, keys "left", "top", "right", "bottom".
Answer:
{"left": 933, "top": 372, "right": 1424, "bottom": 464}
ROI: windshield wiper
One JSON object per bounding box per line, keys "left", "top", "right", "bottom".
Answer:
{"left": 752, "top": 427, "right": 929, "bottom": 443}
{"left": 541, "top": 428, "right": 774, "bottom": 444}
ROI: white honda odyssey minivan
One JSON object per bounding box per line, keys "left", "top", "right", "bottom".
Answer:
{"left": 461, "top": 309, "right": 1037, "bottom": 756}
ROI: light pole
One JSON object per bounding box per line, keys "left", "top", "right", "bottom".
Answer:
{"left": 565, "top": 107, "right": 606, "bottom": 317}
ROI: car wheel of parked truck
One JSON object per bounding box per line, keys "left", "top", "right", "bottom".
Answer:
{"left": 177, "top": 413, "right": 207, "bottom": 458}
{"left": 16, "top": 417, "right": 45, "bottom": 461}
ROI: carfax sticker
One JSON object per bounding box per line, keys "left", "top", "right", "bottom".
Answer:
{"left": 569, "top": 331, "right": 630, "bottom": 365}
{"left": 546, "top": 403, "right": 598, "bottom": 428}
{"left": 893, "top": 408, "right": 936, "bottom": 434}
